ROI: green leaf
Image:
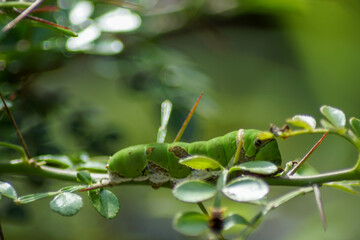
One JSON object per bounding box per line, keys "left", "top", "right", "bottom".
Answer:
{"left": 17, "top": 192, "right": 56, "bottom": 204}
{"left": 77, "top": 161, "right": 107, "bottom": 173}
{"left": 77, "top": 171, "right": 92, "bottom": 184}
{"left": 35, "top": 155, "right": 73, "bottom": 168}
{"left": 173, "top": 211, "right": 209, "bottom": 236}
{"left": 320, "top": 106, "right": 346, "bottom": 128}
{"left": 325, "top": 182, "right": 360, "bottom": 196}
{"left": 0, "top": 181, "right": 17, "bottom": 199}
{"left": 222, "top": 177, "right": 269, "bottom": 202}
{"left": 172, "top": 180, "right": 217, "bottom": 203}
{"left": 16, "top": 185, "right": 86, "bottom": 204}
{"left": 350, "top": 117, "right": 360, "bottom": 137}
{"left": 320, "top": 119, "right": 334, "bottom": 129}
{"left": 50, "top": 192, "right": 83, "bottom": 216}
{"left": 179, "top": 155, "right": 223, "bottom": 170}
{"left": 236, "top": 161, "right": 278, "bottom": 175}
{"left": 223, "top": 214, "right": 249, "bottom": 230}
{"left": 287, "top": 115, "right": 316, "bottom": 130}
{"left": 88, "top": 189, "right": 120, "bottom": 219}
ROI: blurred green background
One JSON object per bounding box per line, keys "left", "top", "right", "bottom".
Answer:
{"left": 1, "top": 0, "right": 360, "bottom": 239}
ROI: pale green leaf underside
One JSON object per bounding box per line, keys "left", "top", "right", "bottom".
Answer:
{"left": 157, "top": 100, "right": 172, "bottom": 143}
{"left": 50, "top": 192, "right": 83, "bottom": 216}
{"left": 320, "top": 105, "right": 346, "bottom": 128}
{"left": 235, "top": 161, "right": 278, "bottom": 175}
{"left": 172, "top": 180, "right": 217, "bottom": 203}
{"left": 0, "top": 181, "right": 17, "bottom": 199}
{"left": 222, "top": 177, "right": 269, "bottom": 202}
{"left": 287, "top": 115, "right": 316, "bottom": 130}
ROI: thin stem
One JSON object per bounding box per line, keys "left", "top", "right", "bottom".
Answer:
{"left": 241, "top": 186, "right": 314, "bottom": 238}
{"left": 2, "top": 0, "right": 43, "bottom": 32}
{"left": 0, "top": 142, "right": 26, "bottom": 162}
{"left": 288, "top": 132, "right": 328, "bottom": 176}
{"left": 265, "top": 167, "right": 359, "bottom": 186}
{"left": 173, "top": 92, "right": 203, "bottom": 142}
{"left": 313, "top": 184, "right": 327, "bottom": 230}
{"left": 0, "top": 92, "right": 31, "bottom": 161}
{"left": 197, "top": 202, "right": 209, "bottom": 216}
{"left": 1, "top": 158, "right": 360, "bottom": 187}
{"left": 284, "top": 129, "right": 357, "bottom": 150}
{"left": 0, "top": 160, "right": 107, "bottom": 183}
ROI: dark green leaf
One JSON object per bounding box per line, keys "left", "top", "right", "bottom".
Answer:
{"left": 77, "top": 171, "right": 92, "bottom": 184}
{"left": 237, "top": 161, "right": 278, "bottom": 175}
{"left": 173, "top": 180, "right": 217, "bottom": 203}
{"left": 320, "top": 106, "right": 346, "bottom": 128}
{"left": 35, "top": 155, "right": 73, "bottom": 168}
{"left": 223, "top": 214, "right": 249, "bottom": 230}
{"left": 88, "top": 189, "right": 120, "bottom": 219}
{"left": 173, "top": 211, "right": 209, "bottom": 236}
{"left": 50, "top": 192, "right": 83, "bottom": 216}
{"left": 222, "top": 177, "right": 269, "bottom": 202}
{"left": 0, "top": 181, "right": 17, "bottom": 199}
{"left": 287, "top": 115, "right": 316, "bottom": 130}
{"left": 350, "top": 117, "right": 360, "bottom": 137}
{"left": 179, "top": 155, "right": 223, "bottom": 170}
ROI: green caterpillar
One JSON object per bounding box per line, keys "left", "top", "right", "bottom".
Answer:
{"left": 107, "top": 129, "right": 281, "bottom": 184}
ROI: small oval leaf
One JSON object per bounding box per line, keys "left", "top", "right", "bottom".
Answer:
{"left": 173, "top": 180, "right": 217, "bottom": 203}
{"left": 173, "top": 211, "right": 209, "bottom": 236}
{"left": 237, "top": 161, "right": 278, "bottom": 175}
{"left": 222, "top": 177, "right": 269, "bottom": 202}
{"left": 179, "top": 155, "right": 223, "bottom": 170}
{"left": 0, "top": 181, "right": 17, "bottom": 199}
{"left": 223, "top": 214, "right": 249, "bottom": 230}
{"left": 50, "top": 192, "right": 83, "bottom": 216}
{"left": 88, "top": 189, "right": 120, "bottom": 219}
{"left": 320, "top": 106, "right": 346, "bottom": 128}
{"left": 350, "top": 117, "right": 360, "bottom": 137}
{"left": 287, "top": 115, "right": 316, "bottom": 130}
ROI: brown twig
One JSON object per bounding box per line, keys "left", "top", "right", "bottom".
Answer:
{"left": 0, "top": 91, "right": 31, "bottom": 161}
{"left": 288, "top": 132, "right": 328, "bottom": 176}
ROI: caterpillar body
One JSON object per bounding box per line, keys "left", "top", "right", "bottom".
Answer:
{"left": 107, "top": 129, "right": 282, "bottom": 185}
